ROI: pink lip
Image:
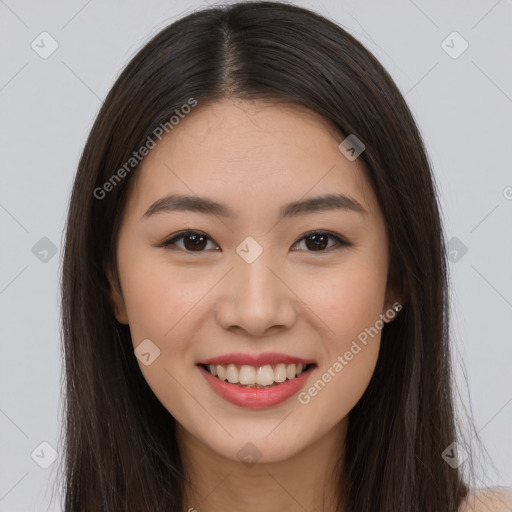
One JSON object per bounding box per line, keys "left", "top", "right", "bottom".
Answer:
{"left": 198, "top": 352, "right": 315, "bottom": 367}
{"left": 197, "top": 364, "right": 316, "bottom": 409}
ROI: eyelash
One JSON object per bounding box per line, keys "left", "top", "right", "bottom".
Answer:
{"left": 161, "top": 230, "right": 351, "bottom": 254}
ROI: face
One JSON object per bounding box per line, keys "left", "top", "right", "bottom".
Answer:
{"left": 109, "top": 98, "right": 399, "bottom": 465}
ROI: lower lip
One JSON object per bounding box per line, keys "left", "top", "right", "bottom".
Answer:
{"left": 197, "top": 364, "right": 316, "bottom": 409}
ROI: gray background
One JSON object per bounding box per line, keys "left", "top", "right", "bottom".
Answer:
{"left": 1, "top": 0, "right": 511, "bottom": 510}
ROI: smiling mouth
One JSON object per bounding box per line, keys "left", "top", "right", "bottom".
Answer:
{"left": 199, "top": 362, "right": 316, "bottom": 388}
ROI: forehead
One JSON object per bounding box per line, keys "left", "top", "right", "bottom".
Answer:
{"left": 124, "top": 98, "right": 380, "bottom": 221}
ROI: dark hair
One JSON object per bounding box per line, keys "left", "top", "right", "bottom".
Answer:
{"left": 60, "top": 2, "right": 474, "bottom": 510}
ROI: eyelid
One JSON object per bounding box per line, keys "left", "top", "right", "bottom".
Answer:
{"left": 298, "top": 230, "right": 351, "bottom": 245}
{"left": 161, "top": 230, "right": 219, "bottom": 251}
{"left": 161, "top": 229, "right": 352, "bottom": 252}
{"left": 292, "top": 230, "right": 351, "bottom": 252}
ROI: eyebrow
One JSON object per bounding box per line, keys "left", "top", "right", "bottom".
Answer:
{"left": 142, "top": 192, "right": 367, "bottom": 220}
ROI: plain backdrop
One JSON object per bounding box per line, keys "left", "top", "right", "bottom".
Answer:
{"left": 1, "top": 0, "right": 511, "bottom": 510}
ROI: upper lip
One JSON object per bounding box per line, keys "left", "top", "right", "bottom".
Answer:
{"left": 198, "top": 352, "right": 316, "bottom": 367}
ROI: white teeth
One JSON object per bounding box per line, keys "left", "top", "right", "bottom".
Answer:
{"left": 274, "top": 363, "right": 287, "bottom": 383}
{"left": 239, "top": 365, "right": 256, "bottom": 385}
{"left": 217, "top": 365, "right": 227, "bottom": 381}
{"left": 256, "top": 365, "right": 274, "bottom": 386}
{"left": 226, "top": 364, "right": 238, "bottom": 384}
{"left": 206, "top": 362, "right": 311, "bottom": 386}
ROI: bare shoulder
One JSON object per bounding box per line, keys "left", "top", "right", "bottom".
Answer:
{"left": 459, "top": 487, "right": 512, "bottom": 512}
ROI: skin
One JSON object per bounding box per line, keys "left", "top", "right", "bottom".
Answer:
{"left": 108, "top": 98, "right": 404, "bottom": 511}
{"left": 460, "top": 488, "right": 512, "bottom": 512}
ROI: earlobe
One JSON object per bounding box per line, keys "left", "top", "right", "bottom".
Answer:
{"left": 105, "top": 264, "right": 129, "bottom": 325}
{"left": 383, "top": 300, "right": 403, "bottom": 323}
{"left": 382, "top": 266, "right": 407, "bottom": 323}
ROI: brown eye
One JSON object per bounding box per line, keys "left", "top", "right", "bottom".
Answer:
{"left": 162, "top": 230, "right": 350, "bottom": 254}
{"left": 292, "top": 231, "right": 350, "bottom": 252}
{"left": 162, "top": 231, "right": 219, "bottom": 252}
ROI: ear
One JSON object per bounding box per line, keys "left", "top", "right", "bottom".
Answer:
{"left": 382, "top": 258, "right": 407, "bottom": 323}
{"left": 105, "top": 264, "right": 129, "bottom": 325}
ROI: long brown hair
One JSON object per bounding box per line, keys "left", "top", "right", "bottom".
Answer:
{"left": 60, "top": 2, "right": 473, "bottom": 510}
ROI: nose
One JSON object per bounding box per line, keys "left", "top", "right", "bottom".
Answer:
{"left": 215, "top": 252, "right": 297, "bottom": 337}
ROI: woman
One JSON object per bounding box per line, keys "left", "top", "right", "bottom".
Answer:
{"left": 59, "top": 2, "right": 511, "bottom": 510}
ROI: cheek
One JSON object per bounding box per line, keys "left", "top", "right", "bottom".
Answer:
{"left": 117, "top": 246, "right": 208, "bottom": 345}
{"left": 298, "top": 268, "right": 386, "bottom": 421}
{"left": 301, "top": 257, "right": 387, "bottom": 403}
{"left": 307, "top": 258, "right": 388, "bottom": 343}
{"left": 116, "top": 256, "right": 207, "bottom": 417}
{"left": 298, "top": 336, "right": 380, "bottom": 434}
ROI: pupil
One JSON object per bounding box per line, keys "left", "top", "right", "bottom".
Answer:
{"left": 184, "top": 234, "right": 207, "bottom": 251}
{"left": 306, "top": 233, "right": 328, "bottom": 251}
